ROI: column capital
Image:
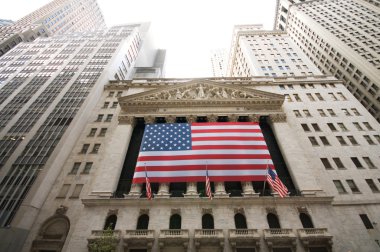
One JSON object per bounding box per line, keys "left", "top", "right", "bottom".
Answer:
{"left": 186, "top": 115, "right": 197, "bottom": 123}
{"left": 208, "top": 114, "right": 218, "bottom": 122}
{"left": 144, "top": 115, "right": 155, "bottom": 124}
{"left": 166, "top": 115, "right": 176, "bottom": 123}
{"left": 228, "top": 114, "right": 239, "bottom": 122}
{"left": 248, "top": 114, "right": 260, "bottom": 122}
{"left": 118, "top": 116, "right": 136, "bottom": 126}
{"left": 269, "top": 113, "right": 287, "bottom": 123}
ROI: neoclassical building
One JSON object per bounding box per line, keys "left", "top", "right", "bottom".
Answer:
{"left": 22, "top": 76, "right": 380, "bottom": 252}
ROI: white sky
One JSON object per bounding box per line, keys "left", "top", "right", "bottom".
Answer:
{"left": 0, "top": 0, "right": 277, "bottom": 77}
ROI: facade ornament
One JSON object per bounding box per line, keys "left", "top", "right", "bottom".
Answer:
{"left": 55, "top": 205, "right": 68, "bottom": 215}
{"left": 269, "top": 113, "right": 287, "bottom": 123}
{"left": 202, "top": 208, "right": 213, "bottom": 214}
{"left": 107, "top": 209, "right": 118, "bottom": 216}
{"left": 229, "top": 114, "right": 239, "bottom": 122}
{"left": 144, "top": 115, "right": 155, "bottom": 124}
{"left": 166, "top": 115, "right": 176, "bottom": 123}
{"left": 234, "top": 208, "right": 245, "bottom": 214}
{"left": 248, "top": 114, "right": 260, "bottom": 122}
{"left": 186, "top": 115, "right": 197, "bottom": 123}
{"left": 208, "top": 114, "right": 218, "bottom": 122}
{"left": 139, "top": 209, "right": 149, "bottom": 215}
{"left": 118, "top": 116, "right": 136, "bottom": 126}
{"left": 266, "top": 207, "right": 277, "bottom": 215}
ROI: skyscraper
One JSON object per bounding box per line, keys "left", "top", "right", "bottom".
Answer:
{"left": 274, "top": 0, "right": 380, "bottom": 122}
{"left": 0, "top": 0, "right": 106, "bottom": 57}
{"left": 210, "top": 49, "right": 227, "bottom": 77}
{"left": 0, "top": 23, "right": 160, "bottom": 250}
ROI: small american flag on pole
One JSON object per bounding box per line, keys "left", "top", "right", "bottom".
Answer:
{"left": 205, "top": 164, "right": 212, "bottom": 200}
{"left": 144, "top": 165, "right": 152, "bottom": 200}
{"left": 266, "top": 168, "right": 288, "bottom": 198}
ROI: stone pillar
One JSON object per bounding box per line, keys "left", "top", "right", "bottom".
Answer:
{"left": 241, "top": 182, "right": 260, "bottom": 197}
{"left": 214, "top": 182, "right": 229, "bottom": 198}
{"left": 248, "top": 114, "right": 260, "bottom": 122}
{"left": 90, "top": 116, "right": 135, "bottom": 197}
{"left": 155, "top": 183, "right": 170, "bottom": 198}
{"left": 269, "top": 113, "right": 323, "bottom": 196}
{"left": 125, "top": 183, "right": 142, "bottom": 198}
{"left": 184, "top": 182, "right": 199, "bottom": 198}
{"left": 228, "top": 114, "right": 239, "bottom": 122}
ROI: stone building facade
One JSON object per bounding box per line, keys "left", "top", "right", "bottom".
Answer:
{"left": 22, "top": 76, "right": 380, "bottom": 252}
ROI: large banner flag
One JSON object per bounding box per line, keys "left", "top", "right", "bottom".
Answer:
{"left": 132, "top": 122, "right": 274, "bottom": 183}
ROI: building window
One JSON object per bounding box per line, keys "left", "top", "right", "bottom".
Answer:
{"left": 82, "top": 162, "right": 93, "bottom": 174}
{"left": 342, "top": 109, "right": 351, "bottom": 116}
{"left": 108, "top": 91, "right": 115, "bottom": 97}
{"left": 351, "top": 157, "right": 364, "bottom": 169}
{"left": 365, "top": 179, "right": 379, "bottom": 193}
{"left": 336, "top": 136, "right": 348, "bottom": 146}
{"left": 363, "top": 135, "right": 375, "bottom": 145}
{"left": 311, "top": 123, "right": 321, "bottom": 132}
{"left": 136, "top": 214, "right": 149, "bottom": 229}
{"left": 69, "top": 162, "right": 81, "bottom": 175}
{"left": 359, "top": 214, "right": 374, "bottom": 229}
{"left": 306, "top": 93, "right": 315, "bottom": 101}
{"left": 346, "top": 180, "right": 360, "bottom": 193}
{"left": 299, "top": 213, "right": 314, "bottom": 228}
{"left": 202, "top": 214, "right": 214, "bottom": 229}
{"left": 80, "top": 144, "right": 90, "bottom": 154}
{"left": 91, "top": 144, "right": 101, "bottom": 154}
{"left": 337, "top": 92, "right": 347, "bottom": 100}
{"left": 363, "top": 122, "right": 374, "bottom": 131}
{"left": 301, "top": 124, "right": 311, "bottom": 132}
{"left": 70, "top": 184, "right": 83, "bottom": 198}
{"left": 57, "top": 184, "right": 70, "bottom": 198}
{"left": 351, "top": 108, "right": 361, "bottom": 116}
{"left": 347, "top": 136, "right": 359, "bottom": 145}
{"left": 315, "top": 93, "right": 324, "bottom": 101}
{"left": 327, "top": 123, "right": 337, "bottom": 131}
{"left": 333, "top": 180, "right": 347, "bottom": 194}
{"left": 329, "top": 93, "right": 338, "bottom": 101}
{"left": 104, "top": 214, "right": 117, "bottom": 230}
{"left": 318, "top": 109, "right": 327, "bottom": 117}
{"left": 95, "top": 114, "right": 104, "bottom": 122}
{"left": 320, "top": 136, "right": 330, "bottom": 146}
{"left": 105, "top": 114, "right": 113, "bottom": 122}
{"left": 327, "top": 109, "right": 336, "bottom": 116}
{"left": 169, "top": 214, "right": 181, "bottom": 229}
{"left": 88, "top": 128, "right": 97, "bottom": 137}
{"left": 309, "top": 137, "right": 319, "bottom": 146}
{"left": 303, "top": 110, "right": 312, "bottom": 117}
{"left": 267, "top": 213, "right": 281, "bottom": 228}
{"left": 234, "top": 213, "right": 248, "bottom": 229}
{"left": 333, "top": 158, "right": 345, "bottom": 169}
{"left": 102, "top": 102, "right": 109, "bottom": 108}
{"left": 98, "top": 128, "right": 107, "bottom": 137}
{"left": 363, "top": 157, "right": 376, "bottom": 169}
{"left": 353, "top": 122, "right": 363, "bottom": 131}
{"left": 116, "top": 91, "right": 123, "bottom": 97}
{"left": 293, "top": 110, "right": 302, "bottom": 117}
{"left": 294, "top": 94, "right": 302, "bottom": 102}
{"left": 111, "top": 102, "right": 118, "bottom": 108}
{"left": 321, "top": 158, "right": 333, "bottom": 169}
{"left": 337, "top": 123, "right": 348, "bottom": 131}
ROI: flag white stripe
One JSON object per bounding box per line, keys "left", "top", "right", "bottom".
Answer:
{"left": 134, "top": 169, "right": 268, "bottom": 178}
{"left": 138, "top": 149, "right": 270, "bottom": 156}
{"left": 192, "top": 132, "right": 263, "bottom": 137}
{"left": 137, "top": 159, "right": 273, "bottom": 167}
{"left": 192, "top": 140, "right": 266, "bottom": 146}
{"left": 191, "top": 125, "right": 260, "bottom": 130}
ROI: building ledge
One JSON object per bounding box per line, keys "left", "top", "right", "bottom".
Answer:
{"left": 158, "top": 229, "right": 189, "bottom": 248}
{"left": 194, "top": 229, "right": 224, "bottom": 247}
{"left": 228, "top": 229, "right": 260, "bottom": 249}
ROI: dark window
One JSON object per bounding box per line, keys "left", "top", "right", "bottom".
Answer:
{"left": 104, "top": 214, "right": 117, "bottom": 230}
{"left": 88, "top": 128, "right": 97, "bottom": 137}
{"left": 105, "top": 114, "right": 113, "bottom": 122}
{"left": 359, "top": 214, "right": 374, "bottom": 229}
{"left": 267, "top": 213, "right": 281, "bottom": 228}
{"left": 80, "top": 144, "right": 89, "bottom": 154}
{"left": 98, "top": 128, "right": 107, "bottom": 137}
{"left": 136, "top": 214, "right": 149, "bottom": 229}
{"left": 82, "top": 162, "right": 93, "bottom": 174}
{"left": 351, "top": 157, "right": 363, "bottom": 169}
{"left": 234, "top": 213, "right": 248, "bottom": 229}
{"left": 169, "top": 214, "right": 181, "bottom": 229}
{"left": 365, "top": 179, "right": 379, "bottom": 192}
{"left": 321, "top": 158, "right": 333, "bottom": 169}
{"left": 69, "top": 162, "right": 80, "bottom": 174}
{"left": 273, "top": 248, "right": 292, "bottom": 252}
{"left": 202, "top": 214, "right": 214, "bottom": 229}
{"left": 91, "top": 144, "right": 101, "bottom": 154}
{"left": 299, "top": 213, "right": 314, "bottom": 228}
{"left": 95, "top": 114, "right": 104, "bottom": 122}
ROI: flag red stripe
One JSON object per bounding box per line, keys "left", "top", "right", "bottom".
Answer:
{"left": 192, "top": 145, "right": 268, "bottom": 150}
{"left": 135, "top": 164, "right": 272, "bottom": 171}
{"left": 192, "top": 136, "right": 264, "bottom": 141}
{"left": 192, "top": 129, "right": 262, "bottom": 133}
{"left": 192, "top": 122, "right": 258, "bottom": 126}
{"left": 133, "top": 175, "right": 268, "bottom": 183}
{"left": 137, "top": 154, "right": 271, "bottom": 162}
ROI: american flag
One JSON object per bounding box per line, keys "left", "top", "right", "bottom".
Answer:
{"left": 266, "top": 168, "right": 288, "bottom": 198}
{"left": 205, "top": 167, "right": 212, "bottom": 199}
{"left": 145, "top": 168, "right": 152, "bottom": 200}
{"left": 133, "top": 122, "right": 274, "bottom": 183}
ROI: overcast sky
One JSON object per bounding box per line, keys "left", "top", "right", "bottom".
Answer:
{"left": 0, "top": 0, "right": 277, "bottom": 77}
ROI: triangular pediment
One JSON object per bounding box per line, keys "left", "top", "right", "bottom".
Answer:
{"left": 119, "top": 79, "right": 284, "bottom": 112}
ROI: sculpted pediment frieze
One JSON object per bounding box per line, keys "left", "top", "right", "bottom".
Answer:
{"left": 118, "top": 80, "right": 284, "bottom": 113}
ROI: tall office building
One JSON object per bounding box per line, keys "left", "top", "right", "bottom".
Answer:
{"left": 210, "top": 49, "right": 227, "bottom": 77}
{"left": 0, "top": 0, "right": 106, "bottom": 57}
{"left": 0, "top": 23, "right": 160, "bottom": 250}
{"left": 274, "top": 0, "right": 380, "bottom": 122}
{"left": 227, "top": 27, "right": 321, "bottom": 77}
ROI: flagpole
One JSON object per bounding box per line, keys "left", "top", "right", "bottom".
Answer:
{"left": 262, "top": 160, "right": 269, "bottom": 196}
{"left": 144, "top": 162, "right": 152, "bottom": 200}
{"left": 205, "top": 161, "right": 212, "bottom": 200}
